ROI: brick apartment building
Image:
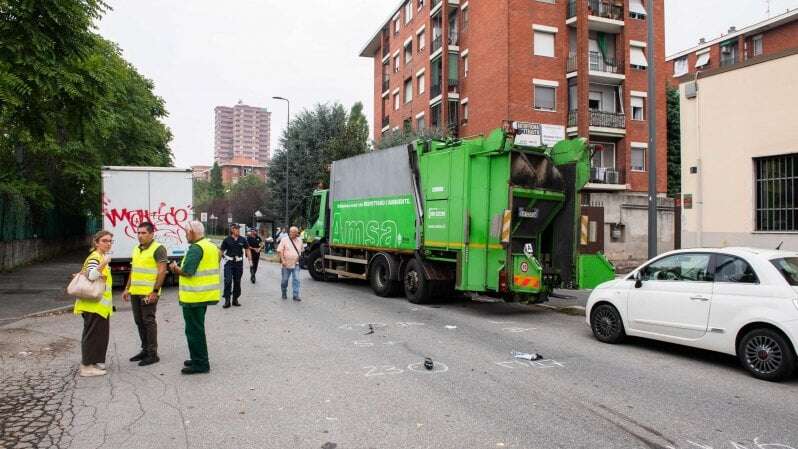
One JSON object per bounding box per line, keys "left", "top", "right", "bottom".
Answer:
{"left": 360, "top": 0, "right": 671, "bottom": 266}
{"left": 213, "top": 100, "right": 271, "bottom": 184}
{"left": 666, "top": 9, "right": 798, "bottom": 250}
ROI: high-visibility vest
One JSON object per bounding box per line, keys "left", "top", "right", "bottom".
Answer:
{"left": 129, "top": 241, "right": 164, "bottom": 295}
{"left": 73, "top": 251, "right": 114, "bottom": 319}
{"left": 179, "top": 238, "right": 221, "bottom": 304}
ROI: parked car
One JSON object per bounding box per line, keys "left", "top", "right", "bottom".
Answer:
{"left": 586, "top": 247, "right": 798, "bottom": 381}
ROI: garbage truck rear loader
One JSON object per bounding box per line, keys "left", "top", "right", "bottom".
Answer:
{"left": 303, "top": 125, "right": 614, "bottom": 304}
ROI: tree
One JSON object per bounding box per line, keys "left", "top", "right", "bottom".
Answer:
{"left": 267, "top": 102, "right": 370, "bottom": 226}
{"left": 666, "top": 86, "right": 681, "bottom": 197}
{"left": 209, "top": 162, "right": 224, "bottom": 199}
{"left": 227, "top": 174, "right": 271, "bottom": 223}
{"left": 374, "top": 126, "right": 449, "bottom": 150}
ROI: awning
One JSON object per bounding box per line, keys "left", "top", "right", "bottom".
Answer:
{"left": 629, "top": 0, "right": 647, "bottom": 15}
{"left": 695, "top": 52, "right": 710, "bottom": 68}
{"left": 630, "top": 47, "right": 648, "bottom": 67}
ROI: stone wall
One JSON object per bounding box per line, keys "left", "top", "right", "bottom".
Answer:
{"left": 0, "top": 237, "right": 89, "bottom": 272}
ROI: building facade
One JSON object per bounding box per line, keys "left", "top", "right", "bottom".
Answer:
{"left": 670, "top": 10, "right": 798, "bottom": 249}
{"left": 360, "top": 0, "right": 671, "bottom": 267}
{"left": 220, "top": 158, "right": 268, "bottom": 185}
{"left": 214, "top": 101, "right": 272, "bottom": 165}
{"left": 191, "top": 165, "right": 211, "bottom": 182}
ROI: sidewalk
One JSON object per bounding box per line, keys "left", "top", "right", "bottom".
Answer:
{"left": 0, "top": 251, "right": 86, "bottom": 323}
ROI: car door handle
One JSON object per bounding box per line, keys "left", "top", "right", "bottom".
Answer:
{"left": 690, "top": 295, "right": 710, "bottom": 301}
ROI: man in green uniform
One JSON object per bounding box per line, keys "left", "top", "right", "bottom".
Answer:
{"left": 169, "top": 220, "right": 220, "bottom": 375}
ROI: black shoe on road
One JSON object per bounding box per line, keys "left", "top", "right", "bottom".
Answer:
{"left": 138, "top": 356, "right": 160, "bottom": 367}
{"left": 181, "top": 367, "right": 209, "bottom": 375}
{"left": 293, "top": 297, "right": 301, "bottom": 302}
{"left": 232, "top": 300, "right": 241, "bottom": 307}
{"left": 183, "top": 360, "right": 193, "bottom": 367}
{"left": 223, "top": 300, "right": 231, "bottom": 309}
{"left": 251, "top": 274, "right": 256, "bottom": 283}
{"left": 129, "top": 352, "right": 146, "bottom": 362}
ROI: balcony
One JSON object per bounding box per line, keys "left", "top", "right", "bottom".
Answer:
{"left": 588, "top": 0, "right": 623, "bottom": 20}
{"left": 567, "top": 0, "right": 624, "bottom": 33}
{"left": 567, "top": 54, "right": 578, "bottom": 73}
{"left": 448, "top": 30, "right": 459, "bottom": 47}
{"left": 431, "top": 34, "right": 443, "bottom": 53}
{"left": 430, "top": 83, "right": 443, "bottom": 99}
{"left": 568, "top": 110, "right": 577, "bottom": 127}
{"left": 588, "top": 51, "right": 621, "bottom": 73}
{"left": 382, "top": 77, "right": 390, "bottom": 93}
{"left": 447, "top": 78, "right": 459, "bottom": 94}
{"left": 586, "top": 167, "right": 626, "bottom": 190}
{"left": 590, "top": 110, "right": 625, "bottom": 129}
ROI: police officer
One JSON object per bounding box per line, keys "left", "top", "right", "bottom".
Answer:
{"left": 220, "top": 223, "right": 250, "bottom": 308}
{"left": 169, "top": 220, "right": 220, "bottom": 375}
{"left": 246, "top": 228, "right": 263, "bottom": 283}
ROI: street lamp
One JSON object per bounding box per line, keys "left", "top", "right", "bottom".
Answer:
{"left": 272, "top": 96, "right": 290, "bottom": 228}
{"left": 209, "top": 214, "right": 217, "bottom": 236}
{"left": 253, "top": 210, "right": 262, "bottom": 230}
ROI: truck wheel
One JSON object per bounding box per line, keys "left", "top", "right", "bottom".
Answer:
{"left": 403, "top": 259, "right": 432, "bottom": 304}
{"left": 307, "top": 249, "right": 326, "bottom": 282}
{"left": 369, "top": 256, "right": 401, "bottom": 297}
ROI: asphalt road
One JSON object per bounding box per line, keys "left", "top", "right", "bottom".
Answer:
{"left": 1, "top": 260, "right": 797, "bottom": 449}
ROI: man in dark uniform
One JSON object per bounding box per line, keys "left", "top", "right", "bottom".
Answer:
{"left": 220, "top": 224, "right": 250, "bottom": 308}
{"left": 246, "top": 228, "right": 263, "bottom": 283}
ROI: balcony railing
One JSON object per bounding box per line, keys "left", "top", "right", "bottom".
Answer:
{"left": 448, "top": 30, "right": 459, "bottom": 46}
{"left": 447, "top": 78, "right": 459, "bottom": 94}
{"left": 567, "top": 54, "right": 578, "bottom": 72}
{"left": 588, "top": 51, "right": 621, "bottom": 73}
{"left": 431, "top": 34, "right": 443, "bottom": 52}
{"left": 589, "top": 167, "right": 625, "bottom": 185}
{"left": 568, "top": 110, "right": 627, "bottom": 129}
{"left": 588, "top": 0, "right": 623, "bottom": 21}
{"left": 567, "top": 0, "right": 577, "bottom": 18}
{"left": 590, "top": 110, "right": 626, "bottom": 128}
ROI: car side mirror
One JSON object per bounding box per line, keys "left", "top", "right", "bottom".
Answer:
{"left": 634, "top": 271, "right": 643, "bottom": 289}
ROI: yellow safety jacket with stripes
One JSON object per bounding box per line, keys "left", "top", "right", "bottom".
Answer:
{"left": 73, "top": 251, "right": 114, "bottom": 319}
{"left": 129, "top": 241, "right": 164, "bottom": 295}
{"left": 178, "top": 238, "right": 221, "bottom": 304}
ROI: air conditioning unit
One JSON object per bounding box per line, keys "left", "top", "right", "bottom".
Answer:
{"left": 605, "top": 169, "right": 620, "bottom": 184}
{"left": 685, "top": 81, "right": 698, "bottom": 99}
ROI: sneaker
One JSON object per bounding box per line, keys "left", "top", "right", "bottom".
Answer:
{"left": 79, "top": 365, "right": 107, "bottom": 377}
{"left": 95, "top": 363, "right": 106, "bottom": 370}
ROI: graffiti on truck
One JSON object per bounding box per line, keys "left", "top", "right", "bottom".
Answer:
{"left": 103, "top": 194, "right": 192, "bottom": 247}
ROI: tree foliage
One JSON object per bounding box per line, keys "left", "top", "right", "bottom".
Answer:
{"left": 374, "top": 126, "right": 449, "bottom": 150}
{"left": 0, "top": 0, "right": 173, "bottom": 238}
{"left": 267, "top": 102, "right": 370, "bottom": 226}
{"left": 666, "top": 86, "right": 681, "bottom": 197}
{"left": 209, "top": 161, "right": 224, "bottom": 199}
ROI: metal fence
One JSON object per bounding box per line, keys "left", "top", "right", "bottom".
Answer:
{"left": 0, "top": 192, "right": 91, "bottom": 242}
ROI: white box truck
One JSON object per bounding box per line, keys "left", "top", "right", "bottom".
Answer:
{"left": 101, "top": 166, "right": 194, "bottom": 285}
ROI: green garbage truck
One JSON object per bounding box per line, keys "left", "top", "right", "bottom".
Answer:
{"left": 302, "top": 122, "right": 614, "bottom": 304}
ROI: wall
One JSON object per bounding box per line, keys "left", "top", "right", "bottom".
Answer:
{"left": 588, "top": 191, "right": 675, "bottom": 271}
{"left": 1, "top": 236, "right": 88, "bottom": 271}
{"left": 680, "top": 53, "right": 798, "bottom": 249}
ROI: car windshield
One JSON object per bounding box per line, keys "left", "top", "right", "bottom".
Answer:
{"left": 770, "top": 257, "right": 798, "bottom": 286}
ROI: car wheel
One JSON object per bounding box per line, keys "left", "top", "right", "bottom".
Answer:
{"left": 590, "top": 304, "right": 626, "bottom": 344}
{"left": 369, "top": 256, "right": 401, "bottom": 297}
{"left": 403, "top": 259, "right": 432, "bottom": 304}
{"left": 738, "top": 328, "right": 796, "bottom": 382}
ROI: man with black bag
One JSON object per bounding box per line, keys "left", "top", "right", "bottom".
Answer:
{"left": 276, "top": 226, "right": 303, "bottom": 301}
{"left": 246, "top": 228, "right": 263, "bottom": 283}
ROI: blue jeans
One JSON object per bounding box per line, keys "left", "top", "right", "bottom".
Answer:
{"left": 281, "top": 266, "right": 300, "bottom": 299}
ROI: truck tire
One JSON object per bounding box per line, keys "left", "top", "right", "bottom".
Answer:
{"left": 306, "top": 249, "right": 326, "bottom": 282}
{"left": 403, "top": 259, "right": 432, "bottom": 304}
{"left": 369, "top": 256, "right": 401, "bottom": 297}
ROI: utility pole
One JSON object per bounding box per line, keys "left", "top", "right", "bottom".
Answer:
{"left": 273, "top": 96, "right": 290, "bottom": 228}
{"left": 646, "top": 0, "right": 658, "bottom": 258}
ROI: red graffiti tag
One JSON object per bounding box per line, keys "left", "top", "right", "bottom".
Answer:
{"left": 104, "top": 199, "right": 192, "bottom": 244}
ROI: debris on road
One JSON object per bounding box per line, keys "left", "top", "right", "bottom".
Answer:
{"left": 424, "top": 357, "right": 434, "bottom": 370}
{"left": 445, "top": 325, "right": 457, "bottom": 329}
{"left": 363, "top": 324, "right": 375, "bottom": 335}
{"left": 511, "top": 351, "right": 543, "bottom": 361}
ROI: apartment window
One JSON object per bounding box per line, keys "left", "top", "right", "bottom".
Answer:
{"left": 631, "top": 96, "right": 645, "bottom": 121}
{"left": 404, "top": 1, "right": 413, "bottom": 23}
{"left": 417, "top": 72, "right": 425, "bottom": 94}
{"left": 394, "top": 55, "right": 400, "bottom": 72}
{"left": 755, "top": 154, "right": 798, "bottom": 231}
{"left": 534, "top": 85, "right": 556, "bottom": 111}
{"left": 673, "top": 56, "right": 688, "bottom": 77}
{"left": 394, "top": 92, "right": 400, "bottom": 110}
{"left": 394, "top": 17, "right": 401, "bottom": 34}
{"left": 695, "top": 51, "right": 710, "bottom": 69}
{"left": 631, "top": 144, "right": 646, "bottom": 171}
{"left": 462, "top": 6, "right": 469, "bottom": 32}
{"left": 403, "top": 118, "right": 412, "bottom": 132}
{"left": 416, "top": 114, "right": 426, "bottom": 129}
{"left": 630, "top": 45, "right": 648, "bottom": 70}
{"left": 404, "top": 40, "right": 413, "bottom": 64}
{"left": 590, "top": 142, "right": 616, "bottom": 169}
{"left": 418, "top": 30, "right": 426, "bottom": 51}
{"left": 462, "top": 101, "right": 469, "bottom": 122}
{"left": 629, "top": 0, "right": 647, "bottom": 20}
{"left": 534, "top": 30, "right": 556, "bottom": 57}
{"left": 404, "top": 78, "right": 413, "bottom": 103}
{"left": 463, "top": 54, "right": 469, "bottom": 78}
{"left": 720, "top": 41, "right": 738, "bottom": 67}
{"left": 753, "top": 34, "right": 764, "bottom": 56}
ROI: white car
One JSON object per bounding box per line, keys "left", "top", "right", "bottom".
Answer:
{"left": 586, "top": 247, "right": 798, "bottom": 381}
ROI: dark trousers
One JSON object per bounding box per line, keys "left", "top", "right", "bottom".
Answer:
{"left": 250, "top": 252, "right": 261, "bottom": 275}
{"left": 182, "top": 306, "right": 210, "bottom": 371}
{"left": 131, "top": 296, "right": 158, "bottom": 356}
{"left": 223, "top": 261, "right": 243, "bottom": 301}
{"left": 81, "top": 312, "right": 109, "bottom": 365}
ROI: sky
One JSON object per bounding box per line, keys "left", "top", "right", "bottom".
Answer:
{"left": 96, "top": 0, "right": 798, "bottom": 168}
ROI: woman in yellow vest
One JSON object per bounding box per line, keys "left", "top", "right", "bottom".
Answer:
{"left": 74, "top": 230, "right": 115, "bottom": 377}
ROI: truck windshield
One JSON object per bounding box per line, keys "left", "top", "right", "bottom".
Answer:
{"left": 307, "top": 195, "right": 321, "bottom": 224}
{"left": 771, "top": 257, "right": 798, "bottom": 285}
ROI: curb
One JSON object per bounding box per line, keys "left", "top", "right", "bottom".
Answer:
{"left": 536, "top": 304, "right": 586, "bottom": 316}
{"left": 0, "top": 305, "right": 74, "bottom": 325}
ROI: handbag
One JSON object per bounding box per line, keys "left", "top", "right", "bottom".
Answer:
{"left": 67, "top": 271, "right": 106, "bottom": 301}
{"left": 288, "top": 237, "right": 306, "bottom": 268}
